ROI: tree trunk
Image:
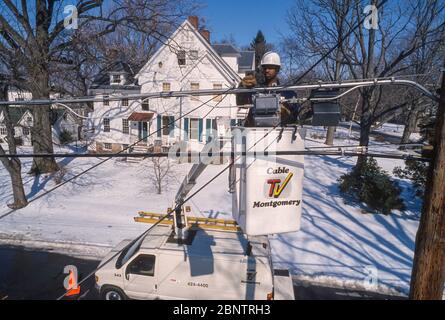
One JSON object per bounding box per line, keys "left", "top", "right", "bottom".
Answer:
{"left": 0, "top": 86, "right": 28, "bottom": 209}
{"left": 409, "top": 64, "right": 445, "bottom": 300}
{"left": 29, "top": 72, "right": 59, "bottom": 174}
{"left": 400, "top": 105, "right": 418, "bottom": 149}
{"left": 4, "top": 159, "right": 28, "bottom": 209}
{"left": 325, "top": 126, "right": 335, "bottom": 145}
{"left": 355, "top": 97, "right": 373, "bottom": 172}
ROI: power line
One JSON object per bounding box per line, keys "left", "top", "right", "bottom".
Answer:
{"left": 56, "top": 156, "right": 233, "bottom": 300}
{"left": 56, "top": 121, "right": 281, "bottom": 300}
{"left": 281, "top": 0, "right": 391, "bottom": 88}
{"left": 0, "top": 150, "right": 431, "bottom": 162}
{"left": 0, "top": 88, "right": 233, "bottom": 222}
{"left": 0, "top": 78, "right": 439, "bottom": 106}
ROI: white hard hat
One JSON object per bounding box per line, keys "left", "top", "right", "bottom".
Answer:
{"left": 261, "top": 51, "right": 281, "bottom": 68}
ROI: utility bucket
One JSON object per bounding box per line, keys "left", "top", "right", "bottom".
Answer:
{"left": 231, "top": 127, "right": 304, "bottom": 236}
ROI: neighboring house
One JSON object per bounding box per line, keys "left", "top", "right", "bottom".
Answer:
{"left": 0, "top": 86, "right": 86, "bottom": 146}
{"left": 0, "top": 107, "right": 34, "bottom": 146}
{"left": 51, "top": 108, "right": 84, "bottom": 144}
{"left": 0, "top": 106, "right": 83, "bottom": 146}
{"left": 87, "top": 16, "right": 255, "bottom": 153}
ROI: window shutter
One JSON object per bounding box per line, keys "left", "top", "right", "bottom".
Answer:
{"left": 184, "top": 118, "right": 189, "bottom": 141}
{"left": 198, "top": 118, "right": 203, "bottom": 142}
{"left": 169, "top": 116, "right": 175, "bottom": 137}
{"left": 206, "top": 119, "right": 212, "bottom": 142}
{"left": 157, "top": 115, "right": 162, "bottom": 137}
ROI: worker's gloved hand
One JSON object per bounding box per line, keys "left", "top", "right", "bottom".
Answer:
{"left": 241, "top": 74, "right": 257, "bottom": 88}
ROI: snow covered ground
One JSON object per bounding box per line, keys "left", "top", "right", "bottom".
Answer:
{"left": 0, "top": 124, "right": 424, "bottom": 296}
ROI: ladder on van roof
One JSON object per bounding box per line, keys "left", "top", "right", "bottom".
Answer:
{"left": 134, "top": 211, "right": 242, "bottom": 232}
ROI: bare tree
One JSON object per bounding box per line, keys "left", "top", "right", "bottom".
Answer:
{"left": 342, "top": 0, "right": 444, "bottom": 169}
{"left": 285, "top": 0, "right": 353, "bottom": 145}
{"left": 285, "top": 0, "right": 445, "bottom": 166}
{"left": 0, "top": 79, "right": 27, "bottom": 209}
{"left": 149, "top": 157, "right": 172, "bottom": 194}
{"left": 0, "top": 0, "right": 199, "bottom": 174}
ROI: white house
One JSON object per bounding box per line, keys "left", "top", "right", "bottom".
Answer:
{"left": 0, "top": 87, "right": 84, "bottom": 146}
{"left": 87, "top": 16, "right": 255, "bottom": 154}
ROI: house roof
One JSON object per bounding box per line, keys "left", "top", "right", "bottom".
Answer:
{"left": 212, "top": 45, "right": 254, "bottom": 73}
{"left": 90, "top": 61, "right": 140, "bottom": 90}
{"left": 135, "top": 20, "right": 241, "bottom": 84}
{"left": 4, "top": 107, "right": 33, "bottom": 125}
{"left": 212, "top": 44, "right": 240, "bottom": 56}
{"left": 128, "top": 112, "right": 154, "bottom": 122}
{"left": 238, "top": 51, "right": 255, "bottom": 72}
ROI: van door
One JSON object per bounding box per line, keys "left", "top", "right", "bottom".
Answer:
{"left": 123, "top": 254, "right": 158, "bottom": 299}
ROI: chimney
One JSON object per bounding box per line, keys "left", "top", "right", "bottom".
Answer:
{"left": 200, "top": 29, "right": 210, "bottom": 43}
{"left": 188, "top": 16, "right": 199, "bottom": 30}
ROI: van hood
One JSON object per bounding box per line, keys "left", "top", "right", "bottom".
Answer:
{"left": 98, "top": 239, "right": 132, "bottom": 269}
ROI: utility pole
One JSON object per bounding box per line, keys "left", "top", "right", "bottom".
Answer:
{"left": 409, "top": 61, "right": 445, "bottom": 300}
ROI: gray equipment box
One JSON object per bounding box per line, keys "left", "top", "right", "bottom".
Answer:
{"left": 310, "top": 89, "right": 341, "bottom": 126}
{"left": 253, "top": 94, "right": 280, "bottom": 127}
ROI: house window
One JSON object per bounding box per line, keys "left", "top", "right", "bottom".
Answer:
{"left": 206, "top": 118, "right": 218, "bottom": 142}
{"left": 104, "top": 143, "right": 112, "bottom": 150}
{"left": 23, "top": 127, "right": 30, "bottom": 136}
{"left": 111, "top": 74, "right": 121, "bottom": 84}
{"left": 213, "top": 84, "right": 223, "bottom": 102}
{"left": 190, "top": 50, "right": 198, "bottom": 60}
{"left": 189, "top": 118, "right": 199, "bottom": 140}
{"left": 27, "top": 116, "right": 32, "bottom": 122}
{"left": 177, "top": 50, "right": 186, "bottom": 65}
{"left": 122, "top": 144, "right": 129, "bottom": 151}
{"left": 162, "top": 83, "right": 171, "bottom": 92}
{"left": 104, "top": 118, "right": 110, "bottom": 132}
{"left": 162, "top": 116, "right": 171, "bottom": 136}
{"left": 142, "top": 100, "right": 149, "bottom": 111}
{"left": 122, "top": 119, "right": 129, "bottom": 134}
{"left": 122, "top": 98, "right": 129, "bottom": 106}
{"left": 0, "top": 127, "right": 6, "bottom": 135}
{"left": 162, "top": 83, "right": 171, "bottom": 99}
{"left": 15, "top": 97, "right": 24, "bottom": 102}
{"left": 103, "top": 95, "right": 110, "bottom": 106}
{"left": 191, "top": 82, "right": 200, "bottom": 101}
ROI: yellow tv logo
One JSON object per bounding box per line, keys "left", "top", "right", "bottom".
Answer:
{"left": 267, "top": 173, "right": 293, "bottom": 198}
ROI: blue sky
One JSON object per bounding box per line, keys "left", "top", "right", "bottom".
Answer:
{"left": 199, "top": 0, "right": 296, "bottom": 48}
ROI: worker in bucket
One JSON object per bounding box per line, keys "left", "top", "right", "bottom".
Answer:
{"left": 236, "top": 51, "right": 299, "bottom": 127}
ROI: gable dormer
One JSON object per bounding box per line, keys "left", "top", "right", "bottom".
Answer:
{"left": 110, "top": 72, "right": 127, "bottom": 86}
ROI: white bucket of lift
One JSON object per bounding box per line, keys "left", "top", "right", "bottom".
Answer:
{"left": 231, "top": 127, "right": 304, "bottom": 236}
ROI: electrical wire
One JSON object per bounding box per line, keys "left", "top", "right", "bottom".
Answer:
{"left": 55, "top": 121, "right": 282, "bottom": 300}
{"left": 0, "top": 87, "right": 234, "bottom": 222}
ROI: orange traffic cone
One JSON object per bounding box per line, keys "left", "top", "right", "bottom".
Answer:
{"left": 65, "top": 270, "right": 81, "bottom": 297}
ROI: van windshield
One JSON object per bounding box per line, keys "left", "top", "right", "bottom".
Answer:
{"left": 116, "top": 237, "right": 143, "bottom": 269}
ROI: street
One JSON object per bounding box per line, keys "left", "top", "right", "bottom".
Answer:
{"left": 0, "top": 245, "right": 99, "bottom": 300}
{"left": 0, "top": 245, "right": 406, "bottom": 300}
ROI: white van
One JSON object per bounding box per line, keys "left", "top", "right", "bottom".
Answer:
{"left": 94, "top": 225, "right": 294, "bottom": 300}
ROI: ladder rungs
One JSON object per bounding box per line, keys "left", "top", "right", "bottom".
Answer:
{"left": 134, "top": 212, "right": 240, "bottom": 232}
{"left": 134, "top": 217, "right": 173, "bottom": 225}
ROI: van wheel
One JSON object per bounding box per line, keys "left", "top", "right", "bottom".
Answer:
{"left": 101, "top": 286, "right": 126, "bottom": 300}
